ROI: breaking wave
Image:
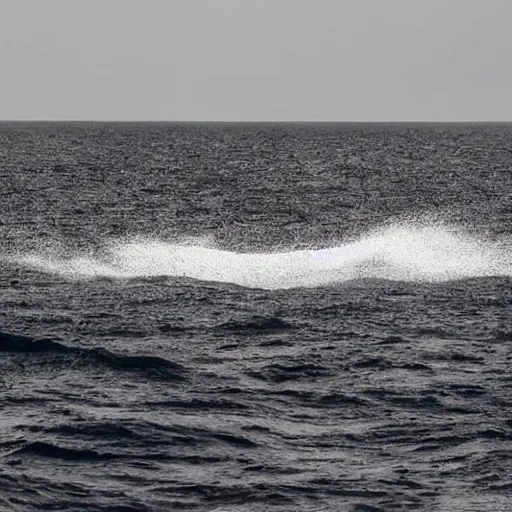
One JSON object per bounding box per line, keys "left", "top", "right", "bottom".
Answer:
{"left": 8, "top": 222, "right": 512, "bottom": 289}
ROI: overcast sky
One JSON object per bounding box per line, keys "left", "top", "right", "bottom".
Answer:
{"left": 1, "top": 0, "right": 511, "bottom": 121}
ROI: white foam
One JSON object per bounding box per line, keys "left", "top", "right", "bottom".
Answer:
{"left": 10, "top": 223, "right": 512, "bottom": 289}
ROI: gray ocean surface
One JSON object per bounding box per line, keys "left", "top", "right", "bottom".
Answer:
{"left": 1, "top": 122, "right": 512, "bottom": 511}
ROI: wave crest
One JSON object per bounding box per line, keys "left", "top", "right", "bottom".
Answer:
{"left": 8, "top": 223, "right": 512, "bottom": 289}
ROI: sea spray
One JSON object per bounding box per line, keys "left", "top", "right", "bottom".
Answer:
{"left": 7, "top": 222, "right": 512, "bottom": 290}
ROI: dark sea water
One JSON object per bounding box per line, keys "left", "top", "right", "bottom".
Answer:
{"left": 2, "top": 122, "right": 512, "bottom": 511}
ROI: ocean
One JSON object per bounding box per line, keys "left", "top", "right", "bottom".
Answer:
{"left": 1, "top": 122, "right": 512, "bottom": 511}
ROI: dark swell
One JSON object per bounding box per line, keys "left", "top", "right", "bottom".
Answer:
{"left": 0, "top": 331, "right": 186, "bottom": 381}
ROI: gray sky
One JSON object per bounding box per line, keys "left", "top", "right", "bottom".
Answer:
{"left": 1, "top": 0, "right": 511, "bottom": 121}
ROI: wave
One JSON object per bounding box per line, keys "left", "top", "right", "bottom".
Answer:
{"left": 7, "top": 222, "right": 512, "bottom": 289}
{"left": 0, "top": 331, "right": 186, "bottom": 381}
{"left": 216, "top": 316, "right": 296, "bottom": 332}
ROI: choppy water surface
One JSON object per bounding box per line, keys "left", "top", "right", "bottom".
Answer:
{"left": 1, "top": 122, "right": 512, "bottom": 511}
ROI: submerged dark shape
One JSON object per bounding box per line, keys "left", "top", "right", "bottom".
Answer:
{"left": 0, "top": 331, "right": 186, "bottom": 381}
{"left": 12, "top": 441, "right": 114, "bottom": 461}
{"left": 216, "top": 315, "right": 295, "bottom": 333}
{"left": 247, "top": 361, "right": 331, "bottom": 383}
{"left": 0, "top": 332, "right": 70, "bottom": 353}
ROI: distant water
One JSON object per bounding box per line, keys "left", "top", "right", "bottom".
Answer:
{"left": 1, "top": 122, "right": 512, "bottom": 512}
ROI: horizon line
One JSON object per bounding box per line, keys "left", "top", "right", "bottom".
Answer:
{"left": 1, "top": 119, "right": 511, "bottom": 124}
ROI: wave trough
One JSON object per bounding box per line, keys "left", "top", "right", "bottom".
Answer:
{"left": 10, "top": 223, "right": 512, "bottom": 289}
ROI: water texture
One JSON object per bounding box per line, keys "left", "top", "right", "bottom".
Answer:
{"left": 1, "top": 122, "right": 512, "bottom": 511}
